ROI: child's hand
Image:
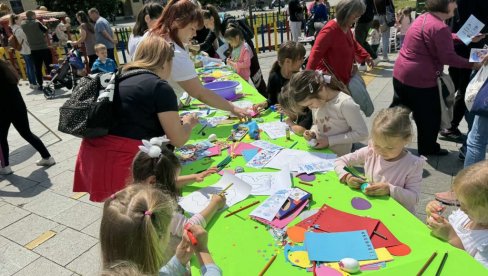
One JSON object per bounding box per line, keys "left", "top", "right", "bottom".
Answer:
{"left": 182, "top": 113, "right": 199, "bottom": 127}
{"left": 195, "top": 167, "right": 218, "bottom": 182}
{"left": 314, "top": 137, "right": 329, "bottom": 149}
{"left": 210, "top": 193, "right": 227, "bottom": 209}
{"left": 426, "top": 200, "right": 445, "bottom": 217}
{"left": 303, "top": 130, "right": 315, "bottom": 141}
{"left": 176, "top": 233, "right": 194, "bottom": 264}
{"left": 344, "top": 174, "right": 365, "bottom": 189}
{"left": 253, "top": 102, "right": 268, "bottom": 111}
{"left": 427, "top": 214, "right": 453, "bottom": 241}
{"left": 364, "top": 182, "right": 390, "bottom": 196}
{"left": 187, "top": 225, "right": 209, "bottom": 253}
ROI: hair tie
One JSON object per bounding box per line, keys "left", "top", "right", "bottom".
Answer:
{"left": 138, "top": 136, "right": 171, "bottom": 158}
{"left": 308, "top": 83, "right": 314, "bottom": 94}
{"left": 144, "top": 210, "right": 153, "bottom": 216}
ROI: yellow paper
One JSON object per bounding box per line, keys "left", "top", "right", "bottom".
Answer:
{"left": 288, "top": 251, "right": 312, "bottom": 268}
{"left": 359, "top": 247, "right": 394, "bottom": 266}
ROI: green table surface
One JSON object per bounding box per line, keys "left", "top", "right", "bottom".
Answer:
{"left": 181, "top": 73, "right": 486, "bottom": 275}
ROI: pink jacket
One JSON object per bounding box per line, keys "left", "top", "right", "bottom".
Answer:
{"left": 231, "top": 42, "right": 252, "bottom": 81}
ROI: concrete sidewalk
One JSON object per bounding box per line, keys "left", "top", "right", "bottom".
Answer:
{"left": 0, "top": 51, "right": 468, "bottom": 275}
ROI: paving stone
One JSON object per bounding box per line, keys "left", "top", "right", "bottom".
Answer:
{"left": 66, "top": 244, "right": 102, "bottom": 276}
{"left": 33, "top": 228, "right": 97, "bottom": 266}
{"left": 81, "top": 218, "right": 101, "bottom": 239}
{"left": 0, "top": 236, "right": 39, "bottom": 275}
{"left": 39, "top": 170, "right": 75, "bottom": 198}
{"left": 22, "top": 190, "right": 78, "bottom": 219}
{"left": 14, "top": 257, "right": 73, "bottom": 276}
{"left": 0, "top": 204, "right": 30, "bottom": 230}
{"left": 78, "top": 194, "right": 104, "bottom": 209}
{"left": 52, "top": 202, "right": 102, "bottom": 231}
{"left": 0, "top": 213, "right": 59, "bottom": 246}
{"left": 0, "top": 184, "right": 49, "bottom": 207}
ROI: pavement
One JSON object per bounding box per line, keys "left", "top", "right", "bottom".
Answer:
{"left": 0, "top": 48, "right": 471, "bottom": 275}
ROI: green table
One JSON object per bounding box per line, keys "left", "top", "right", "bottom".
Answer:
{"left": 181, "top": 74, "right": 486, "bottom": 275}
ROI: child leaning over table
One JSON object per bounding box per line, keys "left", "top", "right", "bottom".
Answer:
{"left": 334, "top": 107, "right": 425, "bottom": 213}
{"left": 284, "top": 70, "right": 369, "bottom": 156}
{"left": 224, "top": 27, "right": 252, "bottom": 81}
{"left": 426, "top": 160, "right": 488, "bottom": 268}
{"left": 91, "top": 43, "right": 117, "bottom": 73}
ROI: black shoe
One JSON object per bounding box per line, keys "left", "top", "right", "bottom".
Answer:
{"left": 440, "top": 128, "right": 462, "bottom": 140}
{"left": 420, "top": 148, "right": 449, "bottom": 156}
{"left": 458, "top": 147, "right": 466, "bottom": 161}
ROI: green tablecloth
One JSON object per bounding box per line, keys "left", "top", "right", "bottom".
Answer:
{"left": 181, "top": 73, "right": 486, "bottom": 275}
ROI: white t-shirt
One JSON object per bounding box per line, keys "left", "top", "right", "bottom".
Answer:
{"left": 169, "top": 41, "right": 198, "bottom": 99}
{"left": 448, "top": 209, "right": 488, "bottom": 268}
{"left": 12, "top": 25, "right": 30, "bottom": 55}
{"left": 128, "top": 34, "right": 143, "bottom": 59}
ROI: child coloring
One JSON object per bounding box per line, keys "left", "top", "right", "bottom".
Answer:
{"left": 224, "top": 27, "right": 253, "bottom": 81}
{"left": 426, "top": 160, "right": 488, "bottom": 268}
{"left": 101, "top": 184, "right": 222, "bottom": 275}
{"left": 285, "top": 70, "right": 368, "bottom": 156}
{"left": 91, "top": 43, "right": 117, "bottom": 73}
{"left": 334, "top": 107, "right": 425, "bottom": 213}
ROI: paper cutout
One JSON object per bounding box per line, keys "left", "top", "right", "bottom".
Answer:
{"left": 287, "top": 226, "right": 307, "bottom": 243}
{"left": 328, "top": 247, "right": 394, "bottom": 268}
{"left": 284, "top": 244, "right": 307, "bottom": 263}
{"left": 297, "top": 159, "right": 335, "bottom": 174}
{"left": 258, "top": 121, "right": 288, "bottom": 139}
{"left": 250, "top": 140, "right": 284, "bottom": 152}
{"left": 227, "top": 142, "right": 259, "bottom": 156}
{"left": 235, "top": 170, "right": 292, "bottom": 196}
{"left": 315, "top": 264, "right": 344, "bottom": 276}
{"left": 456, "top": 15, "right": 485, "bottom": 45}
{"left": 178, "top": 172, "right": 251, "bottom": 214}
{"left": 205, "top": 146, "right": 221, "bottom": 157}
{"left": 288, "top": 251, "right": 312, "bottom": 268}
{"left": 305, "top": 230, "right": 377, "bottom": 262}
{"left": 252, "top": 199, "right": 308, "bottom": 229}
{"left": 246, "top": 150, "right": 279, "bottom": 169}
{"left": 250, "top": 189, "right": 292, "bottom": 221}
{"left": 242, "top": 148, "right": 259, "bottom": 162}
{"left": 386, "top": 243, "right": 411, "bottom": 256}
{"left": 351, "top": 197, "right": 372, "bottom": 210}
{"left": 297, "top": 173, "right": 316, "bottom": 182}
{"left": 469, "top": 48, "right": 488, "bottom": 62}
{"left": 218, "top": 169, "right": 235, "bottom": 176}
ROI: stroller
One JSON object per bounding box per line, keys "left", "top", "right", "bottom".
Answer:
{"left": 42, "top": 46, "right": 86, "bottom": 99}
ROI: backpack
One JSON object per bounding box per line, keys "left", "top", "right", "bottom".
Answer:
{"left": 8, "top": 34, "right": 22, "bottom": 51}
{"left": 58, "top": 69, "right": 157, "bottom": 138}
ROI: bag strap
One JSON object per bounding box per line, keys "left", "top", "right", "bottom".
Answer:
{"left": 97, "top": 69, "right": 158, "bottom": 101}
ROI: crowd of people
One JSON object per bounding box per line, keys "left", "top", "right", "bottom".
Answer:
{"left": 1, "top": 0, "right": 488, "bottom": 273}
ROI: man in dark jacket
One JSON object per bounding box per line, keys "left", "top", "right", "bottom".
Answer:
{"left": 355, "top": 0, "right": 377, "bottom": 70}
{"left": 289, "top": 0, "right": 304, "bottom": 41}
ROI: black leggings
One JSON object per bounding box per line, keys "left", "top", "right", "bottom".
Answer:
{"left": 30, "top": 48, "right": 52, "bottom": 87}
{"left": 0, "top": 85, "right": 51, "bottom": 167}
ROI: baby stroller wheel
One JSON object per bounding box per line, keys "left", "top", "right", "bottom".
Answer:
{"left": 43, "top": 86, "right": 55, "bottom": 99}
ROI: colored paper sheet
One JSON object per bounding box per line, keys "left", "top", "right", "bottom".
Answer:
{"left": 205, "top": 146, "right": 221, "bottom": 157}
{"left": 456, "top": 15, "right": 485, "bottom": 45}
{"left": 242, "top": 148, "right": 259, "bottom": 162}
{"left": 304, "top": 230, "right": 378, "bottom": 262}
{"left": 235, "top": 170, "right": 292, "bottom": 196}
{"left": 249, "top": 189, "right": 292, "bottom": 221}
{"left": 252, "top": 199, "right": 309, "bottom": 229}
{"left": 246, "top": 150, "right": 280, "bottom": 169}
{"left": 315, "top": 265, "right": 344, "bottom": 276}
{"left": 288, "top": 251, "right": 312, "bottom": 268}
{"left": 250, "top": 140, "right": 284, "bottom": 152}
{"left": 227, "top": 142, "right": 259, "bottom": 156}
{"left": 258, "top": 121, "right": 288, "bottom": 139}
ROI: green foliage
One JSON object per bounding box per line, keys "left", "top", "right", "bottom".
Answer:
{"left": 36, "top": 0, "right": 119, "bottom": 21}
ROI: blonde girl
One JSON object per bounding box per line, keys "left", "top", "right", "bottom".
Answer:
{"left": 334, "top": 107, "right": 425, "bottom": 213}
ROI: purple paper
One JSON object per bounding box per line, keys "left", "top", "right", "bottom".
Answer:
{"left": 297, "top": 173, "right": 316, "bottom": 182}
{"left": 351, "top": 197, "right": 372, "bottom": 210}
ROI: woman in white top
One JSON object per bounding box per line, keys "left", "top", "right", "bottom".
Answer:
{"left": 128, "top": 2, "right": 163, "bottom": 59}
{"left": 9, "top": 14, "right": 37, "bottom": 88}
{"left": 147, "top": 0, "right": 248, "bottom": 117}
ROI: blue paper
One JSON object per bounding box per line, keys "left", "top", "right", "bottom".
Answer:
{"left": 242, "top": 148, "right": 259, "bottom": 162}
{"left": 304, "top": 230, "right": 377, "bottom": 262}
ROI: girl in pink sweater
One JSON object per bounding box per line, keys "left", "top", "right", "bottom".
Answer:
{"left": 225, "top": 27, "right": 252, "bottom": 81}
{"left": 334, "top": 107, "right": 426, "bottom": 213}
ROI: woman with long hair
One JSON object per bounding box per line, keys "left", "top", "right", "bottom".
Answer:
{"left": 71, "top": 11, "right": 97, "bottom": 68}
{"left": 128, "top": 2, "right": 163, "bottom": 58}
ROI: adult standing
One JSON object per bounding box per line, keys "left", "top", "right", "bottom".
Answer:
{"left": 9, "top": 14, "right": 36, "bottom": 89}
{"left": 188, "top": 4, "right": 222, "bottom": 58}
{"left": 390, "top": 0, "right": 481, "bottom": 156}
{"left": 149, "top": 0, "right": 248, "bottom": 117}
{"left": 128, "top": 2, "right": 163, "bottom": 59}
{"left": 355, "top": 0, "right": 378, "bottom": 70}
{"left": 288, "top": 0, "right": 304, "bottom": 42}
{"left": 74, "top": 36, "right": 198, "bottom": 201}
{"left": 88, "top": 8, "right": 116, "bottom": 61}
{"left": 0, "top": 60, "right": 55, "bottom": 175}
{"left": 311, "top": 0, "right": 328, "bottom": 34}
{"left": 21, "top": 10, "right": 52, "bottom": 90}
{"left": 71, "top": 11, "right": 97, "bottom": 68}
{"left": 373, "top": 0, "right": 395, "bottom": 61}
{"left": 306, "top": 0, "right": 375, "bottom": 117}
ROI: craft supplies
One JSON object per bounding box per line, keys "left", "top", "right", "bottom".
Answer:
{"left": 224, "top": 200, "right": 260, "bottom": 218}
{"left": 435, "top": 252, "right": 448, "bottom": 276}
{"left": 184, "top": 224, "right": 198, "bottom": 245}
{"left": 298, "top": 181, "right": 313, "bottom": 187}
{"left": 259, "top": 255, "right": 277, "bottom": 276}
{"left": 339, "top": 258, "right": 360, "bottom": 273}
{"left": 417, "top": 252, "right": 438, "bottom": 276}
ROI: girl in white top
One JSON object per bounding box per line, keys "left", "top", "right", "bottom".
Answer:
{"left": 146, "top": 0, "right": 248, "bottom": 117}
{"left": 397, "top": 8, "right": 412, "bottom": 48}
{"left": 9, "top": 14, "right": 37, "bottom": 88}
{"left": 128, "top": 2, "right": 163, "bottom": 59}
{"left": 284, "top": 70, "right": 368, "bottom": 156}
{"left": 426, "top": 160, "right": 488, "bottom": 268}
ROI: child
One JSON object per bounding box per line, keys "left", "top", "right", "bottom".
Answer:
{"left": 91, "top": 43, "right": 117, "bottom": 73}
{"left": 369, "top": 19, "right": 381, "bottom": 56}
{"left": 101, "top": 184, "right": 222, "bottom": 275}
{"left": 278, "top": 84, "right": 313, "bottom": 136}
{"left": 426, "top": 160, "right": 488, "bottom": 268}
{"left": 284, "top": 70, "right": 368, "bottom": 156}
{"left": 334, "top": 107, "right": 425, "bottom": 213}
{"left": 224, "top": 27, "right": 252, "bottom": 81}
{"left": 132, "top": 137, "right": 225, "bottom": 255}
{"left": 397, "top": 8, "right": 412, "bottom": 48}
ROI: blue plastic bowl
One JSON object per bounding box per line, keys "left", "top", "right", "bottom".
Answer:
{"left": 203, "top": 80, "right": 239, "bottom": 100}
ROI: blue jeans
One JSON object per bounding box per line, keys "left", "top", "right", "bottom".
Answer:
{"left": 464, "top": 115, "right": 488, "bottom": 167}
{"left": 22, "top": 54, "right": 37, "bottom": 85}
{"left": 381, "top": 28, "right": 390, "bottom": 59}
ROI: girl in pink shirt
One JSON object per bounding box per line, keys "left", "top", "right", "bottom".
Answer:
{"left": 334, "top": 107, "right": 426, "bottom": 213}
{"left": 225, "top": 27, "right": 252, "bottom": 81}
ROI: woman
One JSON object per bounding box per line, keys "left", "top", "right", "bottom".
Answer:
{"left": 71, "top": 11, "right": 96, "bottom": 68}
{"left": 149, "top": 0, "right": 247, "bottom": 117}
{"left": 9, "top": 14, "right": 37, "bottom": 89}
{"left": 390, "top": 0, "right": 481, "bottom": 156}
{"left": 128, "top": 2, "right": 163, "bottom": 59}
{"left": 188, "top": 4, "right": 222, "bottom": 58}
{"left": 306, "top": 0, "right": 374, "bottom": 117}
{"left": 0, "top": 60, "right": 55, "bottom": 175}
{"left": 373, "top": 0, "right": 395, "bottom": 62}
{"left": 73, "top": 36, "right": 199, "bottom": 202}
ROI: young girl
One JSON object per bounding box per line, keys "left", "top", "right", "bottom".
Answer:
{"left": 334, "top": 107, "right": 425, "bottom": 213}
{"left": 224, "top": 27, "right": 253, "bottom": 81}
{"left": 285, "top": 70, "right": 368, "bottom": 156}
{"left": 278, "top": 85, "right": 313, "bottom": 136}
{"left": 397, "top": 8, "right": 412, "bottom": 48}
{"left": 132, "top": 137, "right": 225, "bottom": 256}
{"left": 426, "top": 160, "right": 488, "bottom": 268}
{"left": 369, "top": 19, "right": 381, "bottom": 56}
{"left": 101, "top": 184, "right": 222, "bottom": 275}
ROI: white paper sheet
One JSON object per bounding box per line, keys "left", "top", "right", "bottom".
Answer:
{"left": 457, "top": 15, "right": 485, "bottom": 45}
{"left": 297, "top": 159, "right": 335, "bottom": 174}
{"left": 246, "top": 150, "right": 280, "bottom": 169}
{"left": 250, "top": 189, "right": 292, "bottom": 221}
{"left": 265, "top": 149, "right": 336, "bottom": 172}
{"left": 258, "top": 121, "right": 288, "bottom": 139}
{"left": 178, "top": 172, "right": 251, "bottom": 214}
{"left": 235, "top": 170, "right": 292, "bottom": 196}
{"left": 250, "top": 140, "right": 284, "bottom": 152}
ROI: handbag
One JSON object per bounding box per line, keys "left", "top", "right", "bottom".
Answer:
{"left": 465, "top": 65, "right": 488, "bottom": 111}
{"left": 470, "top": 77, "right": 488, "bottom": 117}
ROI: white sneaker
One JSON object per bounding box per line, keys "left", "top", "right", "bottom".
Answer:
{"left": 382, "top": 57, "right": 390, "bottom": 62}
{"left": 0, "top": 166, "right": 13, "bottom": 175}
{"left": 358, "top": 64, "right": 367, "bottom": 71}
{"left": 373, "top": 57, "right": 381, "bottom": 66}
{"left": 36, "top": 157, "right": 56, "bottom": 167}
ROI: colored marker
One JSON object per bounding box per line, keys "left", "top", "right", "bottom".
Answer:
{"left": 184, "top": 224, "right": 198, "bottom": 246}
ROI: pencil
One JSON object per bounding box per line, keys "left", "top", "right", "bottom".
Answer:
{"left": 197, "top": 124, "right": 208, "bottom": 135}
{"left": 298, "top": 181, "right": 313, "bottom": 186}
{"left": 435, "top": 252, "right": 448, "bottom": 276}
{"left": 373, "top": 230, "right": 388, "bottom": 240}
{"left": 224, "top": 200, "right": 260, "bottom": 218}
{"left": 219, "top": 183, "right": 233, "bottom": 196}
{"left": 416, "top": 251, "right": 438, "bottom": 276}
{"left": 289, "top": 141, "right": 298, "bottom": 149}
{"left": 258, "top": 254, "right": 277, "bottom": 276}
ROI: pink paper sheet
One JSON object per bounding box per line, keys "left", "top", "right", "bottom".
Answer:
{"left": 227, "top": 143, "right": 259, "bottom": 156}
